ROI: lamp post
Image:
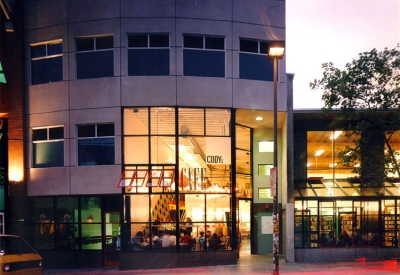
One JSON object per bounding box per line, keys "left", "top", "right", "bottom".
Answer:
{"left": 268, "top": 41, "right": 285, "bottom": 273}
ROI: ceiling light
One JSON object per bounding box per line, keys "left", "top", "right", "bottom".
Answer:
{"left": 256, "top": 117, "right": 263, "bottom": 121}
{"left": 315, "top": 150, "right": 324, "bottom": 156}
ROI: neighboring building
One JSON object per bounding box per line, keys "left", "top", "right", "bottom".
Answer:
{"left": 0, "top": 0, "right": 25, "bottom": 237}
{"left": 22, "top": 0, "right": 288, "bottom": 269}
{"left": 293, "top": 110, "right": 400, "bottom": 262}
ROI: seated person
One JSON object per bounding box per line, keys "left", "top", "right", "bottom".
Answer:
{"left": 181, "top": 232, "right": 193, "bottom": 244}
{"left": 353, "top": 230, "right": 364, "bottom": 246}
{"left": 208, "top": 233, "right": 222, "bottom": 250}
{"left": 198, "top": 231, "right": 205, "bottom": 250}
{"left": 206, "top": 230, "right": 212, "bottom": 240}
{"left": 152, "top": 233, "right": 161, "bottom": 246}
{"left": 161, "top": 234, "right": 176, "bottom": 247}
{"left": 131, "top": 231, "right": 144, "bottom": 250}
{"left": 337, "top": 230, "right": 351, "bottom": 247}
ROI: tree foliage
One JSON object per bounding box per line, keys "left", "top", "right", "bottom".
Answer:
{"left": 310, "top": 48, "right": 400, "bottom": 185}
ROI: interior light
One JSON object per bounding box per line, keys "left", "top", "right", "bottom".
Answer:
{"left": 307, "top": 163, "right": 311, "bottom": 167}
{"left": 179, "top": 145, "right": 187, "bottom": 152}
{"left": 315, "top": 150, "right": 324, "bottom": 156}
{"left": 185, "top": 153, "right": 195, "bottom": 161}
{"left": 256, "top": 117, "right": 263, "bottom": 121}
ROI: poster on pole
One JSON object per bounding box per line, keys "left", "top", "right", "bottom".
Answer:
{"left": 270, "top": 167, "right": 277, "bottom": 197}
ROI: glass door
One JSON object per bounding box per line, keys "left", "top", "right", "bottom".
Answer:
{"left": 104, "top": 212, "right": 120, "bottom": 267}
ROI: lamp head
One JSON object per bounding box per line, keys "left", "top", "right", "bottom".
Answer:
{"left": 268, "top": 41, "right": 285, "bottom": 59}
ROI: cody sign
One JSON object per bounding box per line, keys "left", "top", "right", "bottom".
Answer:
{"left": 206, "top": 137, "right": 231, "bottom": 165}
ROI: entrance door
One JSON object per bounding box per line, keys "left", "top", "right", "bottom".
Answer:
{"left": 238, "top": 199, "right": 251, "bottom": 256}
{"left": 257, "top": 212, "right": 273, "bottom": 254}
{"left": 104, "top": 212, "right": 120, "bottom": 267}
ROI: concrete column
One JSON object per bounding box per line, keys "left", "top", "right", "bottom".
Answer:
{"left": 286, "top": 73, "right": 295, "bottom": 263}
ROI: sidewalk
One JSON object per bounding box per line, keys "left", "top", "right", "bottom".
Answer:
{"left": 43, "top": 254, "right": 400, "bottom": 275}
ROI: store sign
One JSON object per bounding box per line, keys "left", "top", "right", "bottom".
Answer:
{"left": 205, "top": 137, "right": 231, "bottom": 164}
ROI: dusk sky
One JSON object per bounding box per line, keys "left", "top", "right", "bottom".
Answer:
{"left": 286, "top": 0, "right": 400, "bottom": 109}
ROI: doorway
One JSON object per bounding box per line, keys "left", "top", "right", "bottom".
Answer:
{"left": 238, "top": 199, "right": 251, "bottom": 256}
{"left": 104, "top": 211, "right": 120, "bottom": 267}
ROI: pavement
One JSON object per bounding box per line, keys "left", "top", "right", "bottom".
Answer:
{"left": 43, "top": 254, "right": 400, "bottom": 275}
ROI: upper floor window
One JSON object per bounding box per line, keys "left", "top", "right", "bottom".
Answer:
{"left": 77, "top": 123, "right": 115, "bottom": 166}
{"left": 76, "top": 36, "right": 114, "bottom": 80}
{"left": 32, "top": 126, "right": 64, "bottom": 168}
{"left": 239, "top": 38, "right": 273, "bottom": 81}
{"left": 183, "top": 34, "right": 225, "bottom": 78}
{"left": 31, "top": 41, "right": 63, "bottom": 85}
{"left": 128, "top": 34, "right": 170, "bottom": 76}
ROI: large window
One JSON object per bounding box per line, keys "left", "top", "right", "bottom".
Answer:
{"left": 77, "top": 123, "right": 115, "bottom": 166}
{"left": 239, "top": 38, "right": 274, "bottom": 81}
{"left": 183, "top": 35, "right": 225, "bottom": 78}
{"left": 122, "top": 107, "right": 233, "bottom": 252}
{"left": 32, "top": 126, "right": 64, "bottom": 168}
{"left": 32, "top": 196, "right": 103, "bottom": 251}
{"left": 301, "top": 131, "right": 399, "bottom": 197}
{"left": 76, "top": 36, "right": 114, "bottom": 79}
{"left": 294, "top": 198, "right": 400, "bottom": 248}
{"left": 128, "top": 34, "right": 169, "bottom": 76}
{"left": 31, "top": 41, "right": 63, "bottom": 85}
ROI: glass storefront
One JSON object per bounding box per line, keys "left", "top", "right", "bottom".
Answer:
{"left": 33, "top": 196, "right": 105, "bottom": 250}
{"left": 295, "top": 198, "right": 400, "bottom": 248}
{"left": 294, "top": 130, "right": 400, "bottom": 249}
{"left": 121, "top": 107, "right": 243, "bottom": 251}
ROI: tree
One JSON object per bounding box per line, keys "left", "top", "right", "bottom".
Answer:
{"left": 310, "top": 48, "right": 400, "bottom": 188}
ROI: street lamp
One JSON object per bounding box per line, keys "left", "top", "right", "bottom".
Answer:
{"left": 268, "top": 41, "right": 285, "bottom": 273}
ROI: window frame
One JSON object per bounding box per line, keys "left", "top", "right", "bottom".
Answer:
{"left": 239, "top": 38, "right": 274, "bottom": 81}
{"left": 32, "top": 126, "right": 64, "bottom": 168}
{"left": 30, "top": 40, "right": 63, "bottom": 85}
{"left": 75, "top": 35, "right": 114, "bottom": 80}
{"left": 77, "top": 123, "right": 115, "bottom": 166}
{"left": 127, "top": 33, "right": 170, "bottom": 76}
{"left": 183, "top": 34, "right": 225, "bottom": 78}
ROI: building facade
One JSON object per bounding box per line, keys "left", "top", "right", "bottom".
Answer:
{"left": 21, "top": 0, "right": 288, "bottom": 269}
{"left": 0, "top": 0, "right": 25, "bottom": 238}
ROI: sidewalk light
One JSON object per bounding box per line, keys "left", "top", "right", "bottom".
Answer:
{"left": 268, "top": 41, "right": 285, "bottom": 273}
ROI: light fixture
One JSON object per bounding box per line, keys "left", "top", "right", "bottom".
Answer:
{"left": 268, "top": 41, "right": 285, "bottom": 58}
{"left": 315, "top": 150, "right": 324, "bottom": 156}
{"left": 268, "top": 40, "right": 285, "bottom": 273}
{"left": 268, "top": 41, "right": 285, "bottom": 57}
{"left": 256, "top": 116, "right": 263, "bottom": 121}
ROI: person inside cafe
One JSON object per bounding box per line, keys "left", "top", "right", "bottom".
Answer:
{"left": 208, "top": 233, "right": 222, "bottom": 250}
{"left": 198, "top": 231, "right": 205, "bottom": 250}
{"left": 181, "top": 231, "right": 194, "bottom": 250}
{"left": 337, "top": 230, "right": 351, "bottom": 247}
{"left": 131, "top": 231, "right": 144, "bottom": 250}
{"left": 184, "top": 217, "right": 193, "bottom": 235}
{"left": 353, "top": 229, "right": 364, "bottom": 246}
{"left": 152, "top": 216, "right": 161, "bottom": 236}
{"left": 161, "top": 233, "right": 176, "bottom": 248}
{"left": 152, "top": 233, "right": 161, "bottom": 247}
{"left": 206, "top": 230, "right": 212, "bottom": 240}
